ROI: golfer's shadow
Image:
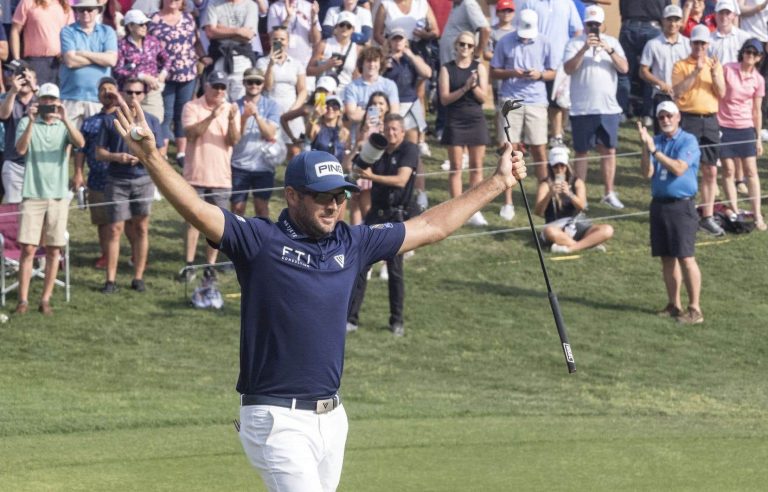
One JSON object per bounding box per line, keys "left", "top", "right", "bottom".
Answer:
{"left": 445, "top": 279, "right": 650, "bottom": 315}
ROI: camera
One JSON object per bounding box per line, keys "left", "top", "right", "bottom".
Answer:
{"left": 39, "top": 104, "right": 57, "bottom": 116}
{"left": 353, "top": 133, "right": 387, "bottom": 169}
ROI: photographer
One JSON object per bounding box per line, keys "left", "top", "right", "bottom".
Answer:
{"left": 346, "top": 113, "right": 418, "bottom": 337}
{"left": 0, "top": 61, "right": 37, "bottom": 204}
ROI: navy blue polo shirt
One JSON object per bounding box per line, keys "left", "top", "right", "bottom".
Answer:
{"left": 651, "top": 128, "right": 700, "bottom": 199}
{"left": 96, "top": 112, "right": 163, "bottom": 179}
{"left": 383, "top": 55, "right": 418, "bottom": 103}
{"left": 214, "top": 207, "right": 406, "bottom": 399}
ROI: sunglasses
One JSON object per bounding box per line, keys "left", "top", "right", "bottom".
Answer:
{"left": 211, "top": 84, "right": 227, "bottom": 90}
{"left": 692, "top": 40, "right": 708, "bottom": 45}
{"left": 337, "top": 22, "right": 353, "bottom": 30}
{"left": 657, "top": 113, "right": 675, "bottom": 120}
{"left": 75, "top": 7, "right": 99, "bottom": 13}
{"left": 326, "top": 103, "right": 341, "bottom": 110}
{"left": 743, "top": 50, "right": 761, "bottom": 56}
{"left": 124, "top": 90, "right": 145, "bottom": 95}
{"left": 457, "top": 41, "right": 474, "bottom": 49}
{"left": 498, "top": 9, "right": 514, "bottom": 14}
{"left": 245, "top": 79, "right": 264, "bottom": 85}
{"left": 301, "top": 189, "right": 350, "bottom": 206}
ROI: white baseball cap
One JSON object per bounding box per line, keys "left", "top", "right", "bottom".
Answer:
{"left": 38, "top": 83, "right": 60, "bottom": 99}
{"left": 690, "top": 24, "right": 711, "bottom": 43}
{"left": 715, "top": 0, "right": 736, "bottom": 12}
{"left": 316, "top": 76, "right": 338, "bottom": 93}
{"left": 656, "top": 100, "right": 679, "bottom": 116}
{"left": 517, "top": 9, "right": 539, "bottom": 39}
{"left": 548, "top": 146, "right": 570, "bottom": 167}
{"left": 124, "top": 9, "right": 150, "bottom": 25}
{"left": 584, "top": 5, "right": 605, "bottom": 24}
{"left": 335, "top": 10, "right": 359, "bottom": 30}
{"left": 663, "top": 4, "right": 683, "bottom": 19}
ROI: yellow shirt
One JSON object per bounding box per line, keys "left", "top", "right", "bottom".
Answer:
{"left": 181, "top": 96, "right": 241, "bottom": 189}
{"left": 672, "top": 57, "right": 722, "bottom": 114}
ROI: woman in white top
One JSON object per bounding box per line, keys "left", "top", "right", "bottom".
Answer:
{"left": 307, "top": 11, "right": 360, "bottom": 95}
{"left": 257, "top": 26, "right": 308, "bottom": 159}
{"left": 373, "top": 0, "right": 440, "bottom": 46}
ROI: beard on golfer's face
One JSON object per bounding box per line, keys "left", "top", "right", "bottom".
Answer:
{"left": 292, "top": 195, "right": 342, "bottom": 239}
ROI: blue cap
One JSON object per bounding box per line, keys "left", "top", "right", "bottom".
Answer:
{"left": 742, "top": 38, "right": 765, "bottom": 54}
{"left": 284, "top": 151, "right": 360, "bottom": 192}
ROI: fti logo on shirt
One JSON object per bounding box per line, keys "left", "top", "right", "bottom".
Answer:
{"left": 315, "top": 162, "right": 344, "bottom": 177}
{"left": 281, "top": 246, "right": 312, "bottom": 267}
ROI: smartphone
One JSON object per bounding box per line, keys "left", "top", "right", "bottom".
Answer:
{"left": 366, "top": 106, "right": 380, "bottom": 126}
{"left": 273, "top": 40, "right": 283, "bottom": 52}
{"left": 587, "top": 24, "right": 600, "bottom": 38}
{"left": 554, "top": 174, "right": 565, "bottom": 184}
{"left": 331, "top": 53, "right": 344, "bottom": 62}
{"left": 315, "top": 91, "right": 327, "bottom": 108}
{"left": 39, "top": 104, "right": 57, "bottom": 116}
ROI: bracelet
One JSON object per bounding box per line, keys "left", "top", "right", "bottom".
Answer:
{"left": 608, "top": 48, "right": 615, "bottom": 55}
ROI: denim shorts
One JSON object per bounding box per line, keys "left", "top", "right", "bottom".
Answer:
{"left": 571, "top": 113, "right": 621, "bottom": 153}
{"left": 231, "top": 168, "right": 275, "bottom": 203}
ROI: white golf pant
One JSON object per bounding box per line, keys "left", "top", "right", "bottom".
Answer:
{"left": 239, "top": 403, "right": 348, "bottom": 492}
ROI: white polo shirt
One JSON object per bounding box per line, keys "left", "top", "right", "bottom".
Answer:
{"left": 640, "top": 33, "right": 691, "bottom": 95}
{"left": 563, "top": 34, "right": 625, "bottom": 116}
{"left": 709, "top": 27, "right": 752, "bottom": 65}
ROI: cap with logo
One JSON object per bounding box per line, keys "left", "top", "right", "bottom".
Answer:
{"left": 715, "top": 0, "right": 736, "bottom": 12}
{"left": 243, "top": 67, "right": 265, "bottom": 81}
{"left": 548, "top": 146, "right": 571, "bottom": 168}
{"left": 38, "top": 83, "right": 60, "bottom": 99}
{"left": 517, "top": 9, "right": 539, "bottom": 39}
{"left": 207, "top": 71, "right": 228, "bottom": 86}
{"left": 690, "top": 24, "right": 711, "bottom": 43}
{"left": 584, "top": 5, "right": 605, "bottom": 24}
{"left": 124, "top": 9, "right": 150, "bottom": 25}
{"left": 663, "top": 4, "right": 683, "bottom": 19}
{"left": 656, "top": 100, "right": 679, "bottom": 116}
{"left": 496, "top": 0, "right": 515, "bottom": 11}
{"left": 284, "top": 151, "right": 359, "bottom": 192}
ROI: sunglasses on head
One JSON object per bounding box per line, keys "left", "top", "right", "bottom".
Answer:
{"left": 338, "top": 22, "right": 353, "bottom": 29}
{"left": 245, "top": 79, "right": 264, "bottom": 85}
{"left": 300, "top": 189, "right": 350, "bottom": 206}
{"left": 457, "top": 41, "right": 474, "bottom": 49}
{"left": 124, "top": 90, "right": 145, "bottom": 95}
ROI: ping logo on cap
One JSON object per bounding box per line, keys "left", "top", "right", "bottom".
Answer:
{"left": 315, "top": 162, "right": 344, "bottom": 177}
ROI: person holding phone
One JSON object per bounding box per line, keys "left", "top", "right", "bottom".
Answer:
{"left": 307, "top": 11, "right": 359, "bottom": 95}
{"left": 533, "top": 146, "right": 613, "bottom": 254}
{"left": 0, "top": 61, "right": 38, "bottom": 204}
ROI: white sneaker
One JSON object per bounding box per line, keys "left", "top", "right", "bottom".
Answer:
{"left": 551, "top": 244, "right": 571, "bottom": 254}
{"left": 419, "top": 142, "right": 431, "bottom": 157}
{"left": 346, "top": 322, "right": 358, "bottom": 333}
{"left": 441, "top": 159, "right": 451, "bottom": 171}
{"left": 379, "top": 263, "right": 389, "bottom": 280}
{"left": 499, "top": 204, "right": 515, "bottom": 221}
{"left": 404, "top": 250, "right": 415, "bottom": 259}
{"left": 416, "top": 190, "right": 429, "bottom": 210}
{"left": 462, "top": 153, "right": 469, "bottom": 169}
{"left": 592, "top": 244, "right": 607, "bottom": 253}
{"left": 366, "top": 269, "right": 372, "bottom": 280}
{"left": 761, "top": 129, "right": 768, "bottom": 141}
{"left": 467, "top": 211, "right": 488, "bottom": 227}
{"left": 600, "top": 191, "right": 625, "bottom": 209}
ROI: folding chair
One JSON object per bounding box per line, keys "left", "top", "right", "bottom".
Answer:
{"left": 0, "top": 203, "right": 71, "bottom": 307}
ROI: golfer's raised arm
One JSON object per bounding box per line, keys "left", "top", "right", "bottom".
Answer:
{"left": 399, "top": 143, "right": 526, "bottom": 254}
{"left": 113, "top": 99, "right": 225, "bottom": 244}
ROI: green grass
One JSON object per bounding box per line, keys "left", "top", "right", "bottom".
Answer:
{"left": 1, "top": 119, "right": 767, "bottom": 490}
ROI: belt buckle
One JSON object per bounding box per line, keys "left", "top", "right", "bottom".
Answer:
{"left": 316, "top": 397, "right": 335, "bottom": 414}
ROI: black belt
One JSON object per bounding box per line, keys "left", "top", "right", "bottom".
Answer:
{"left": 652, "top": 196, "right": 692, "bottom": 204}
{"left": 240, "top": 394, "right": 341, "bottom": 414}
{"left": 681, "top": 112, "right": 716, "bottom": 118}
{"left": 623, "top": 19, "right": 657, "bottom": 23}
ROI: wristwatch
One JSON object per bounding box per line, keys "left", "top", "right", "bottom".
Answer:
{"left": 651, "top": 148, "right": 660, "bottom": 158}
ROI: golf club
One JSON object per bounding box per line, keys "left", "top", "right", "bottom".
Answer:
{"left": 501, "top": 99, "right": 576, "bottom": 374}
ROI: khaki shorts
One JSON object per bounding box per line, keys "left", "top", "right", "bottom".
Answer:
{"left": 496, "top": 101, "right": 548, "bottom": 146}
{"left": 141, "top": 85, "right": 165, "bottom": 126}
{"left": 88, "top": 189, "right": 109, "bottom": 225}
{"left": 18, "top": 198, "right": 70, "bottom": 247}
{"left": 62, "top": 99, "right": 102, "bottom": 129}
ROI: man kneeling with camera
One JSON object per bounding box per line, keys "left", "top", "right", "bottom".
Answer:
{"left": 346, "top": 113, "right": 418, "bottom": 337}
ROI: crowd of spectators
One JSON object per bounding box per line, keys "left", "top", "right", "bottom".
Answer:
{"left": 0, "top": 0, "right": 766, "bottom": 320}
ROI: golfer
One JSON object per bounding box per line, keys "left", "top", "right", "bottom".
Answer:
{"left": 113, "top": 99, "right": 526, "bottom": 491}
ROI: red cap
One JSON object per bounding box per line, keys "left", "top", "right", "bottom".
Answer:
{"left": 496, "top": 0, "right": 515, "bottom": 11}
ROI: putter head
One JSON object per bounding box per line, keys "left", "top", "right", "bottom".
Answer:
{"left": 501, "top": 99, "right": 524, "bottom": 117}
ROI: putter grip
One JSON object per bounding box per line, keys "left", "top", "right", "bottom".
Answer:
{"left": 548, "top": 291, "right": 576, "bottom": 373}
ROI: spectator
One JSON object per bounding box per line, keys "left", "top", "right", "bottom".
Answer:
{"left": 709, "top": 0, "right": 752, "bottom": 64}
{"left": 150, "top": 0, "right": 202, "bottom": 168}
{"left": 230, "top": 67, "right": 281, "bottom": 218}
{"left": 96, "top": 78, "right": 163, "bottom": 293}
{"left": 533, "top": 146, "right": 614, "bottom": 253}
{"left": 343, "top": 46, "right": 399, "bottom": 123}
{"left": 563, "top": 5, "right": 629, "bottom": 210}
{"left": 490, "top": 8, "right": 554, "bottom": 221}
{"left": 616, "top": 0, "right": 666, "bottom": 121}
{"left": 267, "top": 0, "right": 321, "bottom": 82}
{"left": 347, "top": 113, "right": 417, "bottom": 337}
{"left": 115, "top": 10, "right": 170, "bottom": 125}
{"left": 307, "top": 11, "right": 359, "bottom": 96}
{"left": 738, "top": 0, "right": 768, "bottom": 42}
{"left": 10, "top": 0, "right": 73, "bottom": 85}
{"left": 202, "top": 0, "right": 268, "bottom": 101}
{"left": 0, "top": 60, "right": 36, "bottom": 204}
{"left": 374, "top": 0, "right": 440, "bottom": 47}
{"left": 515, "top": 0, "right": 582, "bottom": 147}
{"left": 672, "top": 24, "right": 726, "bottom": 236}
{"left": 257, "top": 27, "right": 308, "bottom": 160}
{"left": 308, "top": 94, "right": 349, "bottom": 163}
{"left": 717, "top": 38, "right": 766, "bottom": 229}
{"left": 639, "top": 4, "right": 692, "bottom": 134}
{"left": 13, "top": 82, "right": 84, "bottom": 315}
{"left": 638, "top": 100, "right": 704, "bottom": 324}
{"left": 59, "top": 0, "right": 118, "bottom": 129}
{"left": 438, "top": 30, "right": 491, "bottom": 226}
{"left": 99, "top": 0, "right": 125, "bottom": 38}
{"left": 323, "top": 0, "right": 373, "bottom": 45}
{"left": 682, "top": 0, "right": 717, "bottom": 37}
{"left": 72, "top": 76, "right": 119, "bottom": 269}
{"left": 180, "top": 70, "right": 241, "bottom": 281}
{"left": 279, "top": 75, "right": 338, "bottom": 144}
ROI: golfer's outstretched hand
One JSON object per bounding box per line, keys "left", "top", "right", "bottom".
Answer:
{"left": 113, "top": 98, "right": 158, "bottom": 163}
{"left": 495, "top": 141, "right": 527, "bottom": 189}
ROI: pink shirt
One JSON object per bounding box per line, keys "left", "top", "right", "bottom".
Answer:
{"left": 12, "top": 0, "right": 74, "bottom": 57}
{"left": 718, "top": 62, "right": 766, "bottom": 129}
{"left": 181, "top": 96, "right": 240, "bottom": 189}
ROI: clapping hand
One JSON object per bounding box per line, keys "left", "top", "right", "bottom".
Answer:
{"left": 637, "top": 121, "right": 655, "bottom": 152}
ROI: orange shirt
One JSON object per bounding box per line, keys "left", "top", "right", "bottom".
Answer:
{"left": 181, "top": 96, "right": 240, "bottom": 189}
{"left": 671, "top": 57, "right": 722, "bottom": 115}
{"left": 13, "top": 0, "right": 74, "bottom": 57}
